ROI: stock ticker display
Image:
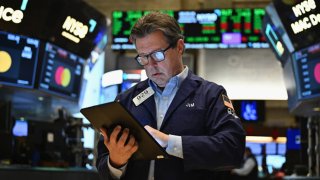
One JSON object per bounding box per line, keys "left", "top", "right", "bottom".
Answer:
{"left": 111, "top": 9, "right": 269, "bottom": 50}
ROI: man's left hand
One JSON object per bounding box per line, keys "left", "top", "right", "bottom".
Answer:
{"left": 144, "top": 125, "right": 169, "bottom": 148}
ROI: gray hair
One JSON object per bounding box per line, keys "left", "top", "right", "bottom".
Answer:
{"left": 129, "top": 12, "right": 184, "bottom": 48}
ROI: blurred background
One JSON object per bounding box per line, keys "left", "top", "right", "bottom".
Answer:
{"left": 1, "top": 0, "right": 320, "bottom": 179}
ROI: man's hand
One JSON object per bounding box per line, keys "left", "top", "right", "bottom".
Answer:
{"left": 144, "top": 125, "right": 169, "bottom": 148}
{"left": 100, "top": 126, "right": 138, "bottom": 168}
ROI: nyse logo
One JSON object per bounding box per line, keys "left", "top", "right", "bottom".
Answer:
{"left": 61, "top": 16, "right": 89, "bottom": 43}
{"left": 0, "top": 6, "right": 24, "bottom": 24}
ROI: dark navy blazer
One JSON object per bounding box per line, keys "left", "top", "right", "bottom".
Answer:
{"left": 97, "top": 70, "right": 246, "bottom": 180}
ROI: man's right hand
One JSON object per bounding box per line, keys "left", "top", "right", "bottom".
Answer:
{"left": 100, "top": 126, "right": 138, "bottom": 168}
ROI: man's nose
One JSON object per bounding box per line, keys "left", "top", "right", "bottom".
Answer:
{"left": 148, "top": 56, "right": 158, "bottom": 66}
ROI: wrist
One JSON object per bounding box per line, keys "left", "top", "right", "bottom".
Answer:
{"left": 109, "top": 156, "right": 127, "bottom": 168}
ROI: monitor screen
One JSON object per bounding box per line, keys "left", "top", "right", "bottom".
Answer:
{"left": 245, "top": 142, "right": 262, "bottom": 155}
{"left": 266, "top": 142, "right": 277, "bottom": 155}
{"left": 43, "top": 0, "right": 108, "bottom": 58}
{"left": 38, "top": 42, "right": 85, "bottom": 100}
{"left": 233, "top": 100, "right": 265, "bottom": 122}
{"left": 278, "top": 143, "right": 286, "bottom": 155}
{"left": 0, "top": 31, "right": 40, "bottom": 88}
{"left": 272, "top": 0, "right": 320, "bottom": 51}
{"left": 286, "top": 128, "right": 301, "bottom": 150}
{"left": 0, "top": 0, "right": 107, "bottom": 59}
{"left": 292, "top": 42, "right": 320, "bottom": 100}
{"left": 111, "top": 9, "right": 269, "bottom": 50}
{"left": 12, "top": 120, "right": 28, "bottom": 137}
{"left": 262, "top": 9, "right": 291, "bottom": 65}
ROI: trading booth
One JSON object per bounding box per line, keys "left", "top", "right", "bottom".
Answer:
{"left": 262, "top": 0, "right": 320, "bottom": 176}
{"left": 0, "top": 0, "right": 107, "bottom": 179}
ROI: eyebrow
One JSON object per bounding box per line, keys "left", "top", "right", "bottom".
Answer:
{"left": 137, "top": 47, "right": 164, "bottom": 56}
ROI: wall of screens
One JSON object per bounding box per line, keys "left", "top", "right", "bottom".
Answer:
{"left": 111, "top": 9, "right": 269, "bottom": 50}
{"left": 0, "top": 31, "right": 40, "bottom": 88}
{"left": 37, "top": 42, "right": 85, "bottom": 101}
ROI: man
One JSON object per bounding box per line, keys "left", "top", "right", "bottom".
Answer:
{"left": 231, "top": 147, "right": 258, "bottom": 180}
{"left": 97, "top": 12, "right": 246, "bottom": 180}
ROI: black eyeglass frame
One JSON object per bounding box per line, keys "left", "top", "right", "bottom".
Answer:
{"left": 134, "top": 43, "right": 174, "bottom": 66}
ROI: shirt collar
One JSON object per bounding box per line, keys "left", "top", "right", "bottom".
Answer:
{"left": 148, "top": 66, "right": 189, "bottom": 95}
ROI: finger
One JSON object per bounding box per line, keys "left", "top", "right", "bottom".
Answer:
{"left": 110, "top": 125, "right": 121, "bottom": 143}
{"left": 99, "top": 128, "right": 109, "bottom": 145}
{"left": 144, "top": 125, "right": 151, "bottom": 130}
{"left": 144, "top": 125, "right": 155, "bottom": 134}
{"left": 126, "top": 135, "right": 136, "bottom": 147}
{"left": 100, "top": 128, "right": 107, "bottom": 137}
{"left": 129, "top": 141, "right": 139, "bottom": 154}
{"left": 118, "top": 128, "right": 129, "bottom": 146}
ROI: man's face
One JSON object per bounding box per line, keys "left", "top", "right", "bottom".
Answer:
{"left": 135, "top": 31, "right": 184, "bottom": 87}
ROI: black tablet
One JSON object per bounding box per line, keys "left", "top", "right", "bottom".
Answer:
{"left": 80, "top": 102, "right": 169, "bottom": 160}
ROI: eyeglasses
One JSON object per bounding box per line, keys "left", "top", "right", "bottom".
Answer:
{"left": 135, "top": 44, "right": 173, "bottom": 66}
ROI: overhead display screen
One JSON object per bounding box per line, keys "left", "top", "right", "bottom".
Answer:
{"left": 111, "top": 9, "right": 269, "bottom": 50}
{"left": 262, "top": 8, "right": 291, "bottom": 65}
{"left": 0, "top": 0, "right": 48, "bottom": 37}
{"left": 43, "top": 0, "right": 107, "bottom": 58}
{"left": 292, "top": 42, "right": 320, "bottom": 100}
{"left": 0, "top": 0, "right": 107, "bottom": 59}
{"left": 272, "top": 0, "right": 320, "bottom": 50}
{"left": 38, "top": 42, "right": 85, "bottom": 100}
{"left": 0, "top": 30, "right": 40, "bottom": 88}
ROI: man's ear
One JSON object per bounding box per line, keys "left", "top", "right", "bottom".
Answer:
{"left": 176, "top": 39, "right": 185, "bottom": 54}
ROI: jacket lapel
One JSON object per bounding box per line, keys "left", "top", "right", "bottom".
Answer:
{"left": 160, "top": 72, "right": 200, "bottom": 130}
{"left": 133, "top": 81, "right": 157, "bottom": 128}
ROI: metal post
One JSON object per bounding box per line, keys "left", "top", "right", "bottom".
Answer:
{"left": 315, "top": 117, "right": 320, "bottom": 176}
{"left": 308, "top": 116, "right": 314, "bottom": 176}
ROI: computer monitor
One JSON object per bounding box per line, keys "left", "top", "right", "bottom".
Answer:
{"left": 233, "top": 100, "right": 265, "bottom": 122}
{"left": 37, "top": 42, "right": 85, "bottom": 101}
{"left": 0, "top": 31, "right": 40, "bottom": 88}
{"left": 246, "top": 142, "right": 262, "bottom": 155}
{"left": 272, "top": 0, "right": 320, "bottom": 51}
{"left": 278, "top": 143, "right": 286, "bottom": 155}
{"left": 266, "top": 142, "right": 277, "bottom": 155}
{"left": 286, "top": 128, "right": 301, "bottom": 150}
{"left": 292, "top": 42, "right": 320, "bottom": 100}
